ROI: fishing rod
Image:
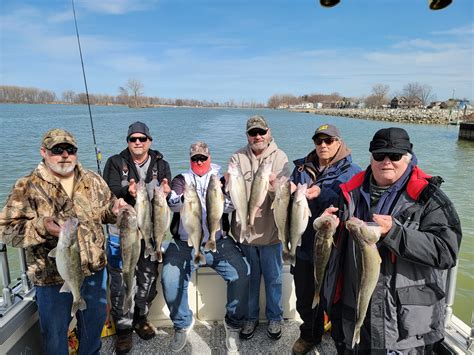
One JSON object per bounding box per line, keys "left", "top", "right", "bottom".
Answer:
{"left": 71, "top": 0, "right": 102, "bottom": 175}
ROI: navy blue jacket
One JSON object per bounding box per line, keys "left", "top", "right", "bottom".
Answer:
{"left": 290, "top": 151, "right": 361, "bottom": 261}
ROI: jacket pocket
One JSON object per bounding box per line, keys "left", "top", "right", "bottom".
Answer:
{"left": 106, "top": 233, "right": 122, "bottom": 269}
{"left": 396, "top": 283, "right": 445, "bottom": 339}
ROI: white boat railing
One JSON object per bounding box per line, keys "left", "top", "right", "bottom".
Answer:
{"left": 0, "top": 243, "right": 32, "bottom": 313}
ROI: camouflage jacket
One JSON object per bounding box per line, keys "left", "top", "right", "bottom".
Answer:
{"left": 0, "top": 162, "right": 117, "bottom": 286}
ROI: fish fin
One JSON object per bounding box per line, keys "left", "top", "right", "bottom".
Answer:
{"left": 270, "top": 200, "right": 276, "bottom": 210}
{"left": 60, "top": 282, "right": 71, "bottom": 293}
{"left": 48, "top": 248, "right": 57, "bottom": 258}
{"left": 156, "top": 250, "right": 163, "bottom": 263}
{"left": 79, "top": 298, "right": 87, "bottom": 311}
{"left": 282, "top": 250, "right": 290, "bottom": 263}
{"left": 204, "top": 239, "right": 217, "bottom": 252}
{"left": 351, "top": 328, "right": 360, "bottom": 349}
{"left": 187, "top": 239, "right": 194, "bottom": 247}
{"left": 255, "top": 207, "right": 262, "bottom": 218}
{"left": 71, "top": 298, "right": 87, "bottom": 317}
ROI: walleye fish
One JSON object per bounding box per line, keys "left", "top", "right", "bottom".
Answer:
{"left": 182, "top": 183, "right": 205, "bottom": 265}
{"left": 271, "top": 176, "right": 291, "bottom": 259}
{"left": 312, "top": 214, "right": 338, "bottom": 308}
{"left": 205, "top": 174, "right": 224, "bottom": 252}
{"left": 248, "top": 159, "right": 273, "bottom": 236}
{"left": 345, "top": 217, "right": 382, "bottom": 349}
{"left": 153, "top": 185, "right": 171, "bottom": 262}
{"left": 48, "top": 218, "right": 86, "bottom": 317}
{"left": 135, "top": 180, "right": 156, "bottom": 261}
{"left": 288, "top": 183, "right": 311, "bottom": 266}
{"left": 226, "top": 162, "right": 248, "bottom": 242}
{"left": 118, "top": 205, "right": 141, "bottom": 314}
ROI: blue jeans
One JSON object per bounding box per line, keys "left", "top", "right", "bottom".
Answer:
{"left": 240, "top": 243, "right": 283, "bottom": 321}
{"left": 35, "top": 268, "right": 107, "bottom": 355}
{"left": 161, "top": 237, "right": 250, "bottom": 329}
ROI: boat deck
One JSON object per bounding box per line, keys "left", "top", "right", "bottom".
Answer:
{"left": 100, "top": 320, "right": 337, "bottom": 354}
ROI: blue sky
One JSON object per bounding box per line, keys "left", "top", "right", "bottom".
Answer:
{"left": 1, "top": 0, "right": 473, "bottom": 103}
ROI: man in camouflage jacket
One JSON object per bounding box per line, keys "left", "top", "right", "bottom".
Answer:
{"left": 0, "top": 128, "right": 126, "bottom": 355}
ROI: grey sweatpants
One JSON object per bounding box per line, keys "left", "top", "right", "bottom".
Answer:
{"left": 108, "top": 240, "right": 159, "bottom": 330}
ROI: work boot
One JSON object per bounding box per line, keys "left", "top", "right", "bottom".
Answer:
{"left": 292, "top": 337, "right": 314, "bottom": 355}
{"left": 115, "top": 329, "right": 133, "bottom": 354}
{"left": 133, "top": 318, "right": 157, "bottom": 340}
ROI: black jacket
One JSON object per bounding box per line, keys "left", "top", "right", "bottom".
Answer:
{"left": 324, "top": 167, "right": 462, "bottom": 351}
{"left": 103, "top": 148, "right": 171, "bottom": 206}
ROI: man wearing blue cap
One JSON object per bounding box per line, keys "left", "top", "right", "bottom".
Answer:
{"left": 323, "top": 127, "right": 462, "bottom": 354}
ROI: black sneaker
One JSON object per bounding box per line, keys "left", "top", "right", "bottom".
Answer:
{"left": 239, "top": 320, "right": 258, "bottom": 340}
{"left": 267, "top": 320, "right": 282, "bottom": 340}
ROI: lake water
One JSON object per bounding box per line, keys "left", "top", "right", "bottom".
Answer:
{"left": 0, "top": 103, "right": 472, "bottom": 324}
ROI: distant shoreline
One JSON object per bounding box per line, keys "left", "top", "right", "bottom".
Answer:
{"left": 288, "top": 108, "right": 473, "bottom": 125}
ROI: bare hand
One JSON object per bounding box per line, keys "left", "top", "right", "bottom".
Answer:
{"left": 44, "top": 217, "right": 61, "bottom": 238}
{"left": 128, "top": 179, "right": 137, "bottom": 198}
{"left": 268, "top": 173, "right": 277, "bottom": 192}
{"left": 112, "top": 198, "right": 128, "bottom": 216}
{"left": 321, "top": 206, "right": 340, "bottom": 228}
{"left": 306, "top": 185, "right": 321, "bottom": 200}
{"left": 160, "top": 178, "right": 171, "bottom": 196}
{"left": 372, "top": 214, "right": 393, "bottom": 236}
{"left": 290, "top": 181, "right": 297, "bottom": 194}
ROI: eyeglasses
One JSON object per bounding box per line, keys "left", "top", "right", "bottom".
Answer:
{"left": 315, "top": 137, "right": 338, "bottom": 145}
{"left": 128, "top": 136, "right": 148, "bottom": 143}
{"left": 49, "top": 145, "right": 78, "bottom": 155}
{"left": 191, "top": 155, "right": 208, "bottom": 163}
{"left": 372, "top": 153, "right": 404, "bottom": 162}
{"left": 247, "top": 128, "right": 268, "bottom": 137}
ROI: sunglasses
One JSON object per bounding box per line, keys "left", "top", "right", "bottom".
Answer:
{"left": 372, "top": 153, "right": 404, "bottom": 162}
{"left": 247, "top": 128, "right": 268, "bottom": 137}
{"left": 191, "top": 155, "right": 208, "bottom": 163}
{"left": 315, "top": 137, "right": 338, "bottom": 146}
{"left": 49, "top": 145, "right": 78, "bottom": 155}
{"left": 128, "top": 136, "right": 148, "bottom": 143}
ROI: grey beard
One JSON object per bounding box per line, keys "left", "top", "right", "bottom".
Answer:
{"left": 45, "top": 160, "right": 76, "bottom": 177}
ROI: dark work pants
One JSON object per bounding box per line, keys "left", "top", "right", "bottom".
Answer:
{"left": 291, "top": 256, "right": 325, "bottom": 344}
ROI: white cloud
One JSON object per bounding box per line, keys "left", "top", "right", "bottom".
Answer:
{"left": 77, "top": 0, "right": 159, "bottom": 15}
{"left": 431, "top": 24, "right": 474, "bottom": 36}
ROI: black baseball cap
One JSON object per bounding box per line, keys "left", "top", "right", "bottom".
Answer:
{"left": 369, "top": 127, "right": 413, "bottom": 154}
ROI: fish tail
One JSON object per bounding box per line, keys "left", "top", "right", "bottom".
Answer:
{"left": 156, "top": 250, "right": 163, "bottom": 263}
{"left": 147, "top": 246, "right": 157, "bottom": 262}
{"left": 351, "top": 327, "right": 360, "bottom": 349}
{"left": 288, "top": 253, "right": 296, "bottom": 266}
{"left": 194, "top": 252, "right": 206, "bottom": 266}
{"left": 204, "top": 239, "right": 217, "bottom": 252}
{"left": 71, "top": 298, "right": 87, "bottom": 317}
{"left": 312, "top": 293, "right": 320, "bottom": 309}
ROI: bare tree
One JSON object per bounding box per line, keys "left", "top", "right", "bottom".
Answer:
{"left": 62, "top": 90, "right": 76, "bottom": 103}
{"left": 117, "top": 86, "right": 129, "bottom": 105}
{"left": 126, "top": 79, "right": 144, "bottom": 108}
{"left": 419, "top": 84, "right": 434, "bottom": 106}
{"left": 369, "top": 83, "right": 390, "bottom": 108}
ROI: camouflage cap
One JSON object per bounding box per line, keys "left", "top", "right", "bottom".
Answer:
{"left": 42, "top": 128, "right": 77, "bottom": 149}
{"left": 189, "top": 141, "right": 210, "bottom": 158}
{"left": 246, "top": 115, "right": 269, "bottom": 132}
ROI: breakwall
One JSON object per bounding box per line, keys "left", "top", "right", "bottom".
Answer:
{"left": 289, "top": 108, "right": 471, "bottom": 125}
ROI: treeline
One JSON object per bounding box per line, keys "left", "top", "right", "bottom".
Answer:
{"left": 0, "top": 85, "right": 265, "bottom": 108}
{"left": 266, "top": 82, "right": 448, "bottom": 109}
